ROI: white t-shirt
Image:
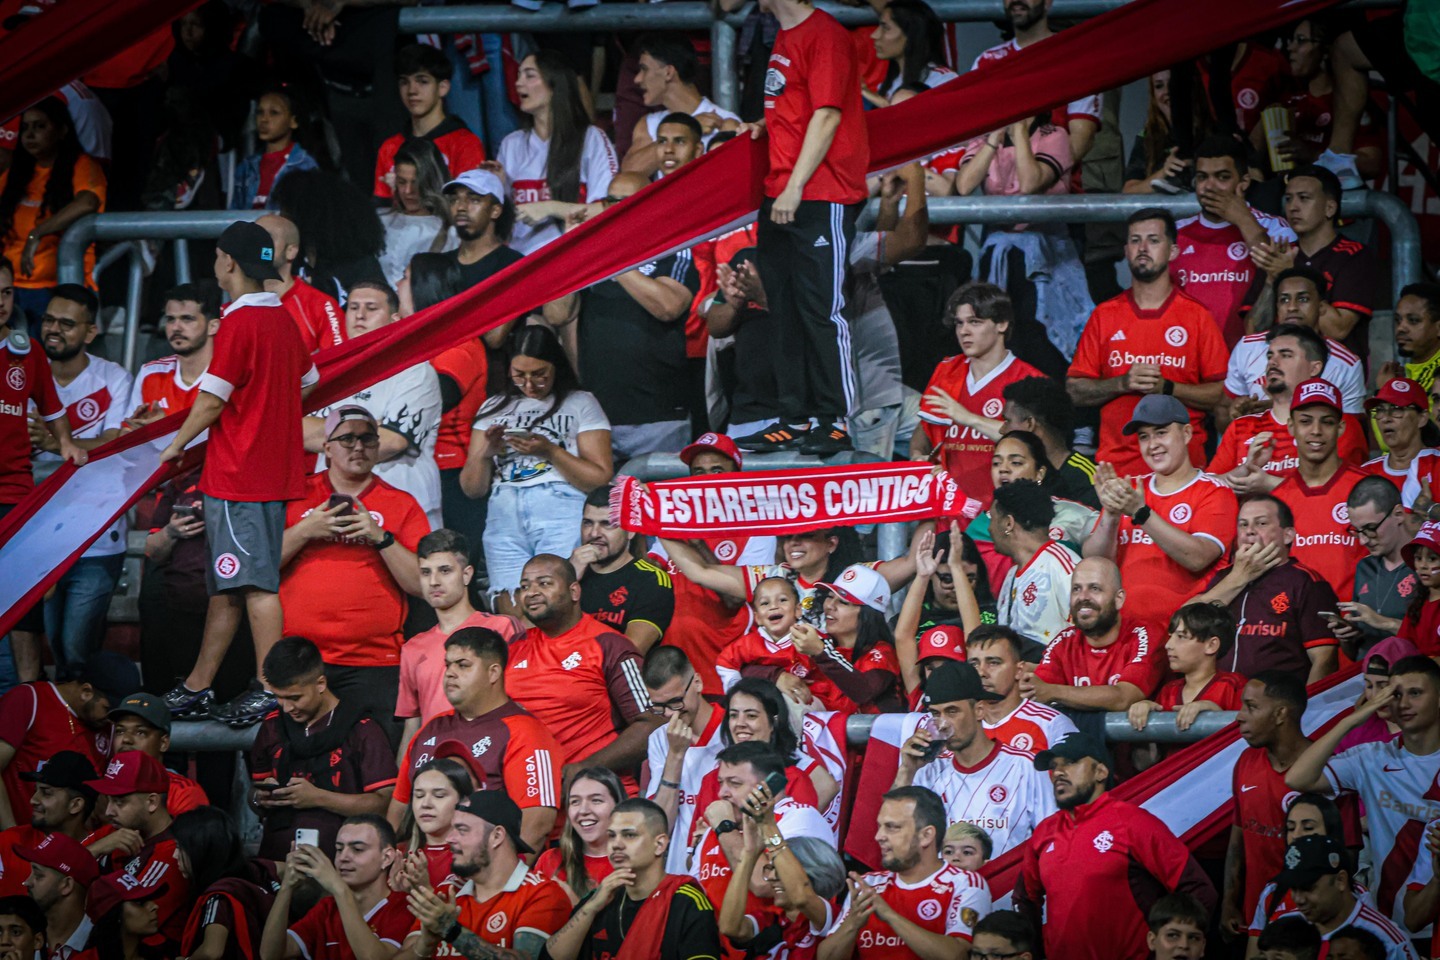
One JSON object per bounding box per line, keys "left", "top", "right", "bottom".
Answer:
{"left": 643, "top": 96, "right": 739, "bottom": 146}
{"left": 910, "top": 742, "right": 1057, "bottom": 857}
{"left": 318, "top": 363, "right": 443, "bottom": 529}
{"left": 473, "top": 390, "right": 610, "bottom": 488}
{"left": 997, "top": 541, "right": 1079, "bottom": 646}
{"left": 878, "top": 63, "right": 959, "bottom": 100}
{"left": 377, "top": 210, "right": 458, "bottom": 288}
{"left": 644, "top": 717, "right": 726, "bottom": 874}
{"left": 497, "top": 126, "right": 618, "bottom": 254}
{"left": 1225, "top": 331, "right": 1365, "bottom": 413}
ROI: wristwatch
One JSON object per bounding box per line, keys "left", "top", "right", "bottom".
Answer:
{"left": 715, "top": 819, "right": 740, "bottom": 836}
{"left": 373, "top": 530, "right": 396, "bottom": 550}
{"left": 1131, "top": 505, "right": 1153, "bottom": 526}
{"left": 763, "top": 833, "right": 786, "bottom": 851}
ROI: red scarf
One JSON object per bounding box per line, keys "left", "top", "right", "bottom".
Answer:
{"left": 611, "top": 463, "right": 980, "bottom": 538}
{"left": 616, "top": 874, "right": 705, "bottom": 960}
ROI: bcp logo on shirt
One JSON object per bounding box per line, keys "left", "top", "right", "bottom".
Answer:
{"left": 1165, "top": 326, "right": 1188, "bottom": 347}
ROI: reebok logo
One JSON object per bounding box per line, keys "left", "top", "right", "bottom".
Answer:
{"left": 813, "top": 236, "right": 829, "bottom": 248}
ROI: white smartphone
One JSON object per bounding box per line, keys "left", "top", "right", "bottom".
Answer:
{"left": 295, "top": 828, "right": 320, "bottom": 848}
{"left": 503, "top": 427, "right": 533, "bottom": 436}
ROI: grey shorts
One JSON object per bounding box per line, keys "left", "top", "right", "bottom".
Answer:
{"left": 204, "top": 496, "right": 285, "bottom": 595}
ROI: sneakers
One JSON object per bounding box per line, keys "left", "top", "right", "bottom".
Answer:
{"left": 209, "top": 681, "right": 277, "bottom": 728}
{"left": 1315, "top": 148, "right": 1364, "bottom": 191}
{"left": 162, "top": 682, "right": 215, "bottom": 720}
{"left": 734, "top": 421, "right": 811, "bottom": 453}
{"left": 800, "top": 421, "right": 853, "bottom": 457}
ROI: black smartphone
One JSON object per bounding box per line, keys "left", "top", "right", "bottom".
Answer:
{"left": 762, "top": 769, "right": 787, "bottom": 798}
{"left": 253, "top": 781, "right": 281, "bottom": 791}
{"left": 171, "top": 503, "right": 202, "bottom": 521}
{"left": 326, "top": 493, "right": 356, "bottom": 516}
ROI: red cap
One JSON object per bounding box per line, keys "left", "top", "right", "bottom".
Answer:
{"left": 84, "top": 751, "right": 168, "bottom": 796}
{"left": 432, "top": 740, "right": 489, "bottom": 790}
{"left": 1366, "top": 378, "right": 1429, "bottom": 414}
{"left": 1292, "top": 378, "right": 1343, "bottom": 413}
{"left": 1404, "top": 521, "right": 1440, "bottom": 568}
{"left": 86, "top": 870, "right": 168, "bottom": 922}
{"left": 679, "top": 433, "right": 743, "bottom": 470}
{"left": 16, "top": 832, "right": 99, "bottom": 886}
{"left": 917, "top": 624, "right": 966, "bottom": 663}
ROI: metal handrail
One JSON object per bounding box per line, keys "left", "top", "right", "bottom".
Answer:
{"left": 57, "top": 209, "right": 263, "bottom": 287}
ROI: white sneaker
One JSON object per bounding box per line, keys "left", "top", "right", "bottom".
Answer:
{"left": 1315, "top": 149, "right": 1363, "bottom": 190}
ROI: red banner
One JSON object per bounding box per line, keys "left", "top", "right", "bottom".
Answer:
{"left": 0, "top": 0, "right": 1342, "bottom": 634}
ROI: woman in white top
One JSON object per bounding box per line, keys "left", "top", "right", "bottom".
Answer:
{"left": 459, "top": 325, "right": 613, "bottom": 613}
{"left": 867, "top": 0, "right": 957, "bottom": 106}
{"left": 377, "top": 139, "right": 457, "bottom": 287}
{"left": 498, "top": 51, "right": 618, "bottom": 254}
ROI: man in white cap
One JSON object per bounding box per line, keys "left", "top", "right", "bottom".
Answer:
{"left": 443, "top": 169, "right": 524, "bottom": 293}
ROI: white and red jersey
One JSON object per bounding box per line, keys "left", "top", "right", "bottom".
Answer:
{"left": 832, "top": 864, "right": 992, "bottom": 956}
{"left": 496, "top": 126, "right": 618, "bottom": 255}
{"left": 1224, "top": 332, "right": 1365, "bottom": 413}
{"left": 127, "top": 355, "right": 202, "bottom": 419}
{"left": 1034, "top": 618, "right": 1167, "bottom": 698}
{"left": 0, "top": 81, "right": 111, "bottom": 160}
{"left": 1172, "top": 210, "right": 1295, "bottom": 346}
{"left": 1324, "top": 736, "right": 1440, "bottom": 932}
{"left": 645, "top": 707, "right": 725, "bottom": 874}
{"left": 1267, "top": 898, "right": 1417, "bottom": 960}
{"left": 910, "top": 741, "right": 1057, "bottom": 856}
{"left": 1209, "top": 408, "right": 1369, "bottom": 477}
{"left": 997, "top": 541, "right": 1078, "bottom": 647}
{"left": 982, "top": 699, "right": 1078, "bottom": 754}
{"left": 1364, "top": 450, "right": 1440, "bottom": 511}
{"left": 690, "top": 798, "right": 831, "bottom": 913}
{"left": 972, "top": 40, "right": 1100, "bottom": 126}
{"left": 918, "top": 352, "right": 1043, "bottom": 507}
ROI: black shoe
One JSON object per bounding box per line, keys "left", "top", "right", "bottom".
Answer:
{"left": 162, "top": 682, "right": 215, "bottom": 720}
{"left": 734, "top": 421, "right": 810, "bottom": 453}
{"left": 209, "top": 682, "right": 277, "bottom": 728}
{"left": 800, "top": 422, "right": 854, "bottom": 457}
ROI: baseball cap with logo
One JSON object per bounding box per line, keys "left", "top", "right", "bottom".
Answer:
{"left": 1121, "top": 395, "right": 1189, "bottom": 435}
{"left": 1273, "top": 834, "right": 1348, "bottom": 890}
{"left": 922, "top": 661, "right": 1001, "bottom": 705}
{"left": 455, "top": 789, "right": 534, "bottom": 855}
{"left": 84, "top": 751, "right": 168, "bottom": 796}
{"left": 16, "top": 832, "right": 99, "bottom": 887}
{"left": 1403, "top": 522, "right": 1440, "bottom": 569}
{"left": 1366, "top": 377, "right": 1428, "bottom": 414}
{"left": 432, "top": 739, "right": 490, "bottom": 790}
{"left": 679, "top": 432, "right": 743, "bottom": 470}
{"left": 816, "top": 564, "right": 891, "bottom": 613}
{"left": 443, "top": 169, "right": 505, "bottom": 203}
{"left": 216, "top": 220, "right": 282, "bottom": 282}
{"left": 917, "top": 624, "right": 966, "bottom": 663}
{"left": 1291, "top": 378, "right": 1342, "bottom": 413}
{"left": 323, "top": 404, "right": 379, "bottom": 441}
{"left": 1032, "top": 733, "right": 1109, "bottom": 771}
{"left": 86, "top": 871, "right": 169, "bottom": 922}
{"left": 20, "top": 750, "right": 98, "bottom": 792}
{"left": 108, "top": 692, "right": 172, "bottom": 735}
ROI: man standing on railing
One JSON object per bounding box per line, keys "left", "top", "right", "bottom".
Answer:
{"left": 733, "top": 0, "right": 869, "bottom": 457}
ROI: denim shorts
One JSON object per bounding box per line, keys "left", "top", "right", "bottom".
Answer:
{"left": 483, "top": 481, "right": 587, "bottom": 600}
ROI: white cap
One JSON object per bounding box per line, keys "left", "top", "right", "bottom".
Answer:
{"left": 817, "top": 564, "right": 892, "bottom": 614}
{"left": 443, "top": 169, "right": 505, "bottom": 202}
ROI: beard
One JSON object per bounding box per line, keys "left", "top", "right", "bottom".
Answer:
{"left": 451, "top": 845, "right": 491, "bottom": 878}
{"left": 1056, "top": 779, "right": 1100, "bottom": 811}
{"left": 880, "top": 842, "right": 921, "bottom": 874}
{"left": 1074, "top": 603, "right": 1119, "bottom": 639}
{"left": 455, "top": 222, "right": 486, "bottom": 242}
{"left": 1008, "top": 2, "right": 1046, "bottom": 29}
{"left": 42, "top": 341, "right": 85, "bottom": 362}
{"left": 1128, "top": 259, "right": 1167, "bottom": 283}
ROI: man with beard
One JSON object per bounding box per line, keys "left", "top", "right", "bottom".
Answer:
{"left": 25, "top": 284, "right": 132, "bottom": 676}
{"left": 1363, "top": 378, "right": 1440, "bottom": 511}
{"left": 573, "top": 489, "right": 675, "bottom": 653}
{"left": 0, "top": 752, "right": 95, "bottom": 898}
{"left": 819, "top": 786, "right": 992, "bottom": 960}
{"left": 443, "top": 169, "right": 524, "bottom": 291}
{"left": 400, "top": 791, "right": 571, "bottom": 960}
{"left": 1015, "top": 734, "right": 1216, "bottom": 960}
{"left": 505, "top": 555, "right": 658, "bottom": 794}
{"left": 967, "top": 626, "right": 1077, "bottom": 753}
{"left": 1379, "top": 283, "right": 1440, "bottom": 393}
{"left": 125, "top": 282, "right": 221, "bottom": 426}
{"left": 893, "top": 662, "right": 1056, "bottom": 858}
{"left": 1020, "top": 557, "right": 1166, "bottom": 712}
{"left": 544, "top": 797, "right": 721, "bottom": 960}
{"left": 1067, "top": 209, "right": 1228, "bottom": 477}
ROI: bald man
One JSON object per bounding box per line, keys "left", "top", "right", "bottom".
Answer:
{"left": 1018, "top": 557, "right": 1167, "bottom": 712}
{"left": 257, "top": 213, "right": 344, "bottom": 352}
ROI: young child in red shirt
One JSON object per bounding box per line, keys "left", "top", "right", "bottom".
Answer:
{"left": 715, "top": 577, "right": 813, "bottom": 696}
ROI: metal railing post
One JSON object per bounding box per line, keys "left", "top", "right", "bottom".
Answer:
{"left": 58, "top": 210, "right": 263, "bottom": 291}
{"left": 123, "top": 244, "right": 144, "bottom": 372}
{"left": 711, "top": 18, "right": 740, "bottom": 116}
{"left": 174, "top": 238, "right": 191, "bottom": 285}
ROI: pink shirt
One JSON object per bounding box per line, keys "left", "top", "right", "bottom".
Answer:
{"left": 397, "top": 611, "right": 526, "bottom": 723}
{"left": 977, "top": 123, "right": 1072, "bottom": 199}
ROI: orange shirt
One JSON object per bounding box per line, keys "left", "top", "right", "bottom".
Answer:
{"left": 0, "top": 154, "right": 106, "bottom": 288}
{"left": 406, "top": 866, "right": 572, "bottom": 956}
{"left": 1273, "top": 465, "right": 1370, "bottom": 601}
{"left": 1209, "top": 409, "right": 1369, "bottom": 476}
{"left": 431, "top": 339, "right": 489, "bottom": 471}
{"left": 1068, "top": 289, "right": 1228, "bottom": 476}
{"left": 127, "top": 355, "right": 201, "bottom": 419}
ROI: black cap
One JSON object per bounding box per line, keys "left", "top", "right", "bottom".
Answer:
{"left": 455, "top": 790, "right": 533, "bottom": 855}
{"left": 922, "top": 661, "right": 1002, "bottom": 705}
{"left": 1033, "top": 733, "right": 1109, "bottom": 771}
{"left": 78, "top": 651, "right": 142, "bottom": 707}
{"left": 217, "top": 221, "right": 282, "bottom": 281}
{"left": 1121, "top": 394, "right": 1189, "bottom": 435}
{"left": 107, "top": 692, "right": 171, "bottom": 734}
{"left": 1274, "top": 834, "right": 1347, "bottom": 889}
{"left": 20, "top": 750, "right": 99, "bottom": 793}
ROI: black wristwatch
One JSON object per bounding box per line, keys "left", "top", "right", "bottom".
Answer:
{"left": 443, "top": 919, "right": 464, "bottom": 944}
{"left": 1162, "top": 379, "right": 1175, "bottom": 395}
{"left": 374, "top": 530, "right": 396, "bottom": 550}
{"left": 715, "top": 819, "right": 740, "bottom": 836}
{"left": 1132, "top": 505, "right": 1153, "bottom": 526}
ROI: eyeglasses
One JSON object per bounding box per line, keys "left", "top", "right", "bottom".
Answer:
{"left": 1347, "top": 512, "right": 1395, "bottom": 541}
{"left": 511, "top": 370, "right": 553, "bottom": 385}
{"left": 330, "top": 433, "right": 380, "bottom": 449}
{"left": 1370, "top": 404, "right": 1414, "bottom": 420}
{"left": 646, "top": 675, "right": 695, "bottom": 715}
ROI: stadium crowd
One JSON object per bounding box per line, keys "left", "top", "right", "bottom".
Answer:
{"left": 0, "top": 0, "right": 1437, "bottom": 957}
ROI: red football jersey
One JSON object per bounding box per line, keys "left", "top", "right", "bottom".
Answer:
{"left": 288, "top": 891, "right": 414, "bottom": 960}
{"left": 1067, "top": 289, "right": 1229, "bottom": 476}
{"left": 1232, "top": 745, "right": 1295, "bottom": 923}
{"left": 164, "top": 769, "right": 209, "bottom": 816}
{"left": 397, "top": 611, "right": 527, "bottom": 723}
{"left": 1171, "top": 211, "right": 1293, "bottom": 347}
{"left": 0, "top": 341, "right": 62, "bottom": 504}
{"left": 394, "top": 702, "right": 562, "bottom": 808}
{"left": 374, "top": 123, "right": 486, "bottom": 201}
{"left": 431, "top": 339, "right": 489, "bottom": 471}
{"left": 763, "top": 9, "right": 869, "bottom": 203}
{"left": 128, "top": 356, "right": 200, "bottom": 421}
{"left": 279, "top": 279, "right": 345, "bottom": 354}
{"left": 1273, "top": 465, "right": 1369, "bottom": 601}
{"left": 1154, "top": 672, "right": 1246, "bottom": 711}
{"left": 1111, "top": 471, "right": 1238, "bottom": 624}
{"left": 0, "top": 682, "right": 104, "bottom": 822}
{"left": 1034, "top": 618, "right": 1166, "bottom": 697}
{"left": 835, "top": 865, "right": 992, "bottom": 957}
{"left": 1212, "top": 43, "right": 1288, "bottom": 133}
{"left": 105, "top": 830, "right": 193, "bottom": 947}
{"left": 919, "top": 352, "right": 1042, "bottom": 506}
{"left": 982, "top": 700, "right": 1077, "bottom": 754}
{"left": 1208, "top": 409, "right": 1369, "bottom": 476}
{"left": 404, "top": 868, "right": 571, "bottom": 957}
{"left": 1363, "top": 451, "right": 1440, "bottom": 512}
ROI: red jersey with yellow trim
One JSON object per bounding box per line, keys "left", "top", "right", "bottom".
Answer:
{"left": 127, "top": 355, "right": 201, "bottom": 420}
{"left": 982, "top": 699, "right": 1078, "bottom": 754}
{"left": 833, "top": 865, "right": 992, "bottom": 957}
{"left": 394, "top": 701, "right": 561, "bottom": 808}
{"left": 1364, "top": 450, "right": 1440, "bottom": 511}
{"left": 404, "top": 865, "right": 571, "bottom": 957}
{"left": 919, "top": 352, "right": 1042, "bottom": 506}
{"left": 288, "top": 891, "right": 413, "bottom": 960}
{"left": 1273, "top": 465, "right": 1369, "bottom": 600}
{"left": 279, "top": 278, "right": 345, "bottom": 354}
{"left": 1232, "top": 745, "right": 1297, "bottom": 923}
{"left": 0, "top": 340, "right": 63, "bottom": 503}
{"left": 505, "top": 616, "right": 650, "bottom": 783}
{"left": 1067, "top": 289, "right": 1229, "bottom": 476}
{"left": 1209, "top": 409, "right": 1368, "bottom": 476}
{"left": 1034, "top": 619, "right": 1166, "bottom": 698}
{"left": 1110, "top": 471, "right": 1237, "bottom": 623}
{"left": 0, "top": 681, "right": 104, "bottom": 825}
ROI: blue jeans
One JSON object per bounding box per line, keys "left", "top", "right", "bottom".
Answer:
{"left": 484, "top": 482, "right": 586, "bottom": 601}
{"left": 445, "top": 35, "right": 520, "bottom": 154}
{"left": 44, "top": 554, "right": 124, "bottom": 680}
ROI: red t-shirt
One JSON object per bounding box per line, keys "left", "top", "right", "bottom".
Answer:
{"left": 1273, "top": 465, "right": 1369, "bottom": 601}
{"left": 254, "top": 147, "right": 290, "bottom": 210}
{"left": 129, "top": 355, "right": 200, "bottom": 420}
{"left": 394, "top": 701, "right": 562, "bottom": 808}
{"left": 280, "top": 279, "right": 345, "bottom": 354}
{"left": 197, "top": 293, "right": 318, "bottom": 502}
{"left": 1208, "top": 409, "right": 1369, "bottom": 477}
{"left": 374, "top": 122, "right": 486, "bottom": 201}
{"left": 1154, "top": 672, "right": 1246, "bottom": 711}
{"left": 397, "top": 610, "right": 526, "bottom": 723}
{"left": 919, "top": 352, "right": 1043, "bottom": 506}
{"left": 1232, "top": 745, "right": 1295, "bottom": 923}
{"left": 1034, "top": 619, "right": 1166, "bottom": 697}
{"left": 431, "top": 339, "right": 489, "bottom": 471}
{"left": 0, "top": 824, "right": 44, "bottom": 897}
{"left": 288, "top": 891, "right": 413, "bottom": 960}
{"left": 763, "top": 9, "right": 868, "bottom": 203}
{"left": 0, "top": 682, "right": 104, "bottom": 821}
{"left": 534, "top": 847, "right": 615, "bottom": 888}
{"left": 165, "top": 769, "right": 209, "bottom": 816}
{"left": 1067, "top": 289, "right": 1229, "bottom": 476}
{"left": 1399, "top": 599, "right": 1440, "bottom": 657}
{"left": 1208, "top": 44, "right": 1287, "bottom": 133}
{"left": 0, "top": 341, "right": 63, "bottom": 503}
{"left": 1171, "top": 210, "right": 1292, "bottom": 347}
{"left": 280, "top": 472, "right": 431, "bottom": 666}
{"left": 504, "top": 616, "right": 649, "bottom": 787}
{"left": 104, "top": 830, "right": 193, "bottom": 947}
{"left": 403, "top": 868, "right": 571, "bottom": 957}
